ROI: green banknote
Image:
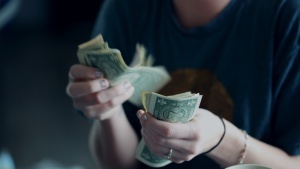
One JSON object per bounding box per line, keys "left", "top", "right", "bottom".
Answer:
{"left": 77, "top": 34, "right": 171, "bottom": 106}
{"left": 136, "top": 92, "right": 202, "bottom": 167}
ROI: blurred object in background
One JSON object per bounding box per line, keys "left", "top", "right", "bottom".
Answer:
{"left": 0, "top": 148, "right": 15, "bottom": 169}
{"left": 19, "top": 159, "right": 86, "bottom": 169}
{"left": 0, "top": 0, "right": 21, "bottom": 30}
{"left": 0, "top": 0, "right": 103, "bottom": 169}
{"left": 0, "top": 0, "right": 21, "bottom": 161}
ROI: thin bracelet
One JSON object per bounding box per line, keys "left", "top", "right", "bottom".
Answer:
{"left": 239, "top": 130, "right": 249, "bottom": 164}
{"left": 203, "top": 116, "right": 226, "bottom": 154}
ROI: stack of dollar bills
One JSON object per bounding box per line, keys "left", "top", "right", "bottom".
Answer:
{"left": 77, "top": 35, "right": 203, "bottom": 167}
{"left": 136, "top": 91, "right": 202, "bottom": 167}
{"left": 77, "top": 34, "right": 171, "bottom": 106}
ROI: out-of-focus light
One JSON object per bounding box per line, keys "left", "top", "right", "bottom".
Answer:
{"left": 0, "top": 0, "right": 21, "bottom": 30}
{"left": 0, "top": 148, "right": 15, "bottom": 169}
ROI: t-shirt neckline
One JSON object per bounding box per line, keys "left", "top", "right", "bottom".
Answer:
{"left": 166, "top": 0, "right": 241, "bottom": 37}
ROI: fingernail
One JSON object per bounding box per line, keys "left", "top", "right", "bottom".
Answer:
{"left": 95, "top": 70, "right": 103, "bottom": 78}
{"left": 99, "top": 79, "right": 107, "bottom": 88}
{"left": 123, "top": 81, "right": 131, "bottom": 89}
{"left": 142, "top": 114, "right": 147, "bottom": 120}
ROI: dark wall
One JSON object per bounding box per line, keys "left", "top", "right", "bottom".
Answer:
{"left": 0, "top": 0, "right": 103, "bottom": 168}
{"left": 50, "top": 0, "right": 102, "bottom": 32}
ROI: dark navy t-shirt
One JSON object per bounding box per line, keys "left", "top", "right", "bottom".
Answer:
{"left": 92, "top": 0, "right": 300, "bottom": 168}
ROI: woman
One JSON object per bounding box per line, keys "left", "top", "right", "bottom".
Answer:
{"left": 66, "top": 0, "right": 300, "bottom": 168}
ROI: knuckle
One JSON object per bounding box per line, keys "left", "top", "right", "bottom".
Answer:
{"left": 107, "top": 99, "right": 117, "bottom": 108}
{"left": 154, "top": 136, "right": 166, "bottom": 145}
{"left": 110, "top": 96, "right": 125, "bottom": 107}
{"left": 162, "top": 127, "right": 173, "bottom": 138}
{"left": 193, "top": 131, "right": 201, "bottom": 140}
{"left": 187, "top": 145, "right": 198, "bottom": 155}
{"left": 96, "top": 92, "right": 107, "bottom": 104}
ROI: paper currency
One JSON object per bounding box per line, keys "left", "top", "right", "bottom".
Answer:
{"left": 77, "top": 34, "right": 171, "bottom": 106}
{"left": 136, "top": 92, "right": 202, "bottom": 167}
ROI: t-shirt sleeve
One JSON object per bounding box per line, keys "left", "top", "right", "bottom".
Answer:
{"left": 272, "top": 0, "right": 300, "bottom": 156}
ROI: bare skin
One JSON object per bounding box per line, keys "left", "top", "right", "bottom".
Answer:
{"left": 138, "top": 110, "right": 300, "bottom": 168}
{"left": 66, "top": 65, "right": 138, "bottom": 169}
{"left": 172, "top": 0, "right": 231, "bottom": 29}
{"left": 66, "top": 0, "right": 300, "bottom": 168}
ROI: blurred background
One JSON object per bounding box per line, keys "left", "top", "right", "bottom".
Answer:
{"left": 0, "top": 0, "right": 103, "bottom": 168}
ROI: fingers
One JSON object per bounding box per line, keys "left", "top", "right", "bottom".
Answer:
{"left": 67, "top": 78, "right": 109, "bottom": 97}
{"left": 77, "top": 86, "right": 134, "bottom": 120}
{"left": 142, "top": 128, "right": 194, "bottom": 163}
{"left": 142, "top": 124, "right": 199, "bottom": 160}
{"left": 137, "top": 110, "right": 200, "bottom": 163}
{"left": 138, "top": 111, "right": 196, "bottom": 139}
{"left": 69, "top": 64, "right": 103, "bottom": 81}
{"left": 82, "top": 104, "right": 123, "bottom": 120}
{"left": 66, "top": 64, "right": 135, "bottom": 120}
{"left": 73, "top": 81, "right": 134, "bottom": 110}
{"left": 97, "top": 81, "right": 132, "bottom": 103}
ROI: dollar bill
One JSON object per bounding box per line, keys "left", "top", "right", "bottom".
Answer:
{"left": 77, "top": 34, "right": 171, "bottom": 106}
{"left": 136, "top": 92, "right": 202, "bottom": 167}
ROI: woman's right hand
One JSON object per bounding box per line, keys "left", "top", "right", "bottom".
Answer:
{"left": 66, "top": 64, "right": 135, "bottom": 120}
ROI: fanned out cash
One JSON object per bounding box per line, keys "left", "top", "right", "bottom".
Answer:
{"left": 136, "top": 92, "right": 202, "bottom": 167}
{"left": 77, "top": 34, "right": 171, "bottom": 106}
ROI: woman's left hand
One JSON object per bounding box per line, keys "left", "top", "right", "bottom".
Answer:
{"left": 137, "top": 108, "right": 224, "bottom": 164}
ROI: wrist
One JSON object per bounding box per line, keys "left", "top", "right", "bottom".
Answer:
{"left": 98, "top": 106, "right": 125, "bottom": 124}
{"left": 206, "top": 119, "right": 245, "bottom": 167}
{"left": 202, "top": 116, "right": 226, "bottom": 154}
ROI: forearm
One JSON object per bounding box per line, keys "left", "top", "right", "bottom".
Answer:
{"left": 207, "top": 119, "right": 300, "bottom": 169}
{"left": 89, "top": 106, "right": 139, "bottom": 169}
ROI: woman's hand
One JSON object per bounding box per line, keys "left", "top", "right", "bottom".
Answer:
{"left": 137, "top": 108, "right": 224, "bottom": 163}
{"left": 66, "top": 64, "right": 135, "bottom": 120}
